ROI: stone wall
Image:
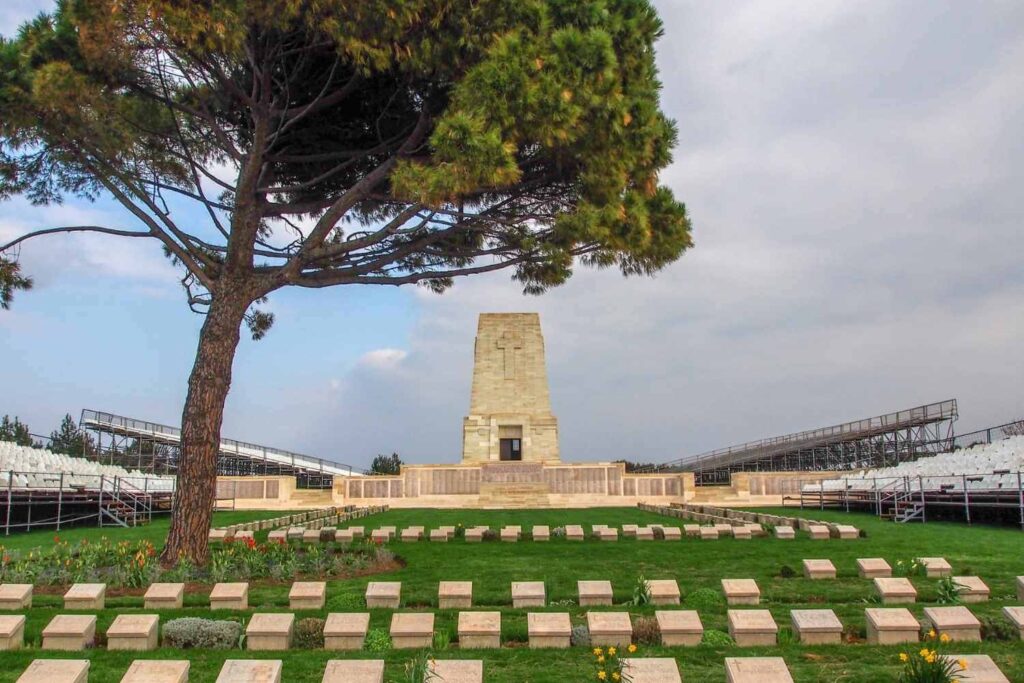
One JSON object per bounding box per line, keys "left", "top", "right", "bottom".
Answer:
{"left": 333, "top": 461, "right": 692, "bottom": 508}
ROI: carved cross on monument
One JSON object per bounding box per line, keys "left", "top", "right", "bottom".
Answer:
{"left": 496, "top": 330, "right": 523, "bottom": 379}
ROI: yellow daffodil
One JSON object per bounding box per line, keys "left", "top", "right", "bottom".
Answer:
{"left": 628, "top": 644, "right": 637, "bottom": 653}
{"left": 919, "top": 648, "right": 930, "bottom": 658}
{"left": 597, "top": 672, "right": 607, "bottom": 681}
{"left": 928, "top": 628, "right": 936, "bottom": 638}
{"left": 958, "top": 659, "right": 969, "bottom": 670}
{"left": 593, "top": 648, "right": 603, "bottom": 656}
{"left": 940, "top": 633, "right": 951, "bottom": 643}
{"left": 598, "top": 657, "right": 605, "bottom": 664}
{"left": 612, "top": 674, "right": 620, "bottom": 682}
{"left": 608, "top": 646, "right": 616, "bottom": 656}
{"left": 899, "top": 653, "right": 909, "bottom": 662}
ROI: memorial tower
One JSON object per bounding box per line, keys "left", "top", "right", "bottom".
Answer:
{"left": 461, "top": 313, "right": 560, "bottom": 463}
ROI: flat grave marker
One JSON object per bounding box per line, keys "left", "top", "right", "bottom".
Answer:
{"left": 0, "top": 614, "right": 25, "bottom": 650}
{"left": 289, "top": 582, "right": 326, "bottom": 610}
{"left": 511, "top": 581, "right": 545, "bottom": 608}
{"left": 802, "top": 559, "right": 836, "bottom": 580}
{"left": 246, "top": 613, "right": 295, "bottom": 650}
{"left": 621, "top": 658, "right": 682, "bottom": 683}
{"left": 648, "top": 579, "right": 680, "bottom": 605}
{"left": 791, "top": 609, "right": 842, "bottom": 645}
{"left": 428, "top": 660, "right": 483, "bottom": 683}
{"left": 210, "top": 582, "right": 249, "bottom": 610}
{"left": 856, "top": 558, "right": 891, "bottom": 579}
{"left": 728, "top": 609, "right": 778, "bottom": 646}
{"left": 321, "top": 660, "right": 384, "bottom": 683}
{"left": 365, "top": 582, "right": 401, "bottom": 609}
{"left": 63, "top": 583, "right": 105, "bottom": 610}
{"left": 120, "top": 660, "right": 189, "bottom": 683}
{"left": 655, "top": 610, "right": 702, "bottom": 646}
{"left": 145, "top": 583, "right": 185, "bottom": 610}
{"left": 953, "top": 576, "right": 990, "bottom": 603}
{"left": 214, "top": 659, "right": 282, "bottom": 683}
{"left": 918, "top": 557, "right": 953, "bottom": 578}
{"left": 865, "top": 608, "right": 919, "bottom": 645}
{"left": 527, "top": 612, "right": 571, "bottom": 648}
{"left": 943, "top": 654, "right": 1010, "bottom": 683}
{"left": 42, "top": 614, "right": 96, "bottom": 650}
{"left": 923, "top": 606, "right": 982, "bottom": 642}
{"left": 390, "top": 612, "right": 434, "bottom": 649}
{"left": 722, "top": 579, "right": 760, "bottom": 605}
{"left": 438, "top": 581, "right": 473, "bottom": 609}
{"left": 0, "top": 584, "right": 32, "bottom": 610}
{"left": 15, "top": 660, "right": 89, "bottom": 683}
{"left": 724, "top": 657, "right": 794, "bottom": 683}
{"left": 458, "top": 611, "right": 500, "bottom": 649}
{"left": 107, "top": 614, "right": 159, "bottom": 651}
{"left": 323, "top": 613, "right": 369, "bottom": 650}
{"left": 578, "top": 580, "right": 613, "bottom": 606}
{"left": 874, "top": 577, "right": 917, "bottom": 604}
{"left": 587, "top": 611, "right": 632, "bottom": 646}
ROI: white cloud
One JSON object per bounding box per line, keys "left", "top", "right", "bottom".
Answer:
{"left": 357, "top": 348, "right": 408, "bottom": 370}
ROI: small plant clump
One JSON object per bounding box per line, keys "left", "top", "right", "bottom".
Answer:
{"left": 897, "top": 630, "right": 966, "bottom": 683}
{"left": 631, "top": 574, "right": 651, "bottom": 606}
{"left": 685, "top": 587, "right": 725, "bottom": 611}
{"left": 935, "top": 577, "right": 964, "bottom": 605}
{"left": 163, "top": 618, "right": 242, "bottom": 649}
{"left": 365, "top": 627, "right": 392, "bottom": 652}
{"left": 570, "top": 624, "right": 591, "bottom": 648}
{"left": 701, "top": 629, "right": 734, "bottom": 647}
{"left": 592, "top": 644, "right": 636, "bottom": 683}
{"left": 980, "top": 615, "right": 1018, "bottom": 641}
{"left": 894, "top": 559, "right": 926, "bottom": 578}
{"left": 293, "top": 618, "right": 325, "bottom": 649}
{"left": 778, "top": 564, "right": 797, "bottom": 579}
{"left": 632, "top": 616, "right": 660, "bottom": 645}
{"left": 551, "top": 526, "right": 567, "bottom": 538}
{"left": 481, "top": 529, "right": 498, "bottom": 542}
{"left": 402, "top": 652, "right": 438, "bottom": 683}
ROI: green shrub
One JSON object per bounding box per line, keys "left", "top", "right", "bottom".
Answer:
{"left": 481, "top": 529, "right": 498, "bottom": 542}
{"left": 980, "top": 616, "right": 1017, "bottom": 641}
{"left": 631, "top": 574, "right": 651, "bottom": 606}
{"left": 570, "top": 624, "right": 591, "bottom": 647}
{"left": 294, "top": 618, "right": 324, "bottom": 649}
{"left": 935, "top": 577, "right": 963, "bottom": 605}
{"left": 632, "top": 616, "right": 660, "bottom": 645}
{"left": 702, "top": 629, "right": 733, "bottom": 646}
{"left": 365, "top": 627, "right": 392, "bottom": 652}
{"left": 778, "top": 565, "right": 797, "bottom": 579}
{"left": 685, "top": 587, "right": 725, "bottom": 611}
{"left": 433, "top": 628, "right": 453, "bottom": 650}
{"left": 163, "top": 618, "right": 241, "bottom": 649}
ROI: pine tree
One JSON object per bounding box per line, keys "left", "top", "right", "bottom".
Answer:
{"left": 1, "top": 0, "right": 692, "bottom": 565}
{"left": 369, "top": 452, "right": 403, "bottom": 476}
{"left": 48, "top": 414, "right": 93, "bottom": 458}
{"left": 0, "top": 415, "right": 39, "bottom": 447}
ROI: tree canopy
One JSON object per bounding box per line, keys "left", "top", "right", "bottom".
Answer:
{"left": 0, "top": 0, "right": 692, "bottom": 564}
{"left": 369, "top": 452, "right": 403, "bottom": 475}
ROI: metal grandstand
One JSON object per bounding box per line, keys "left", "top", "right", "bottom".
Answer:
{"left": 644, "top": 399, "right": 958, "bottom": 484}
{"left": 80, "top": 409, "right": 359, "bottom": 488}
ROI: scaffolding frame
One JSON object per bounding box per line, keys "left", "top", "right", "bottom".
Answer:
{"left": 644, "top": 399, "right": 959, "bottom": 484}
{"left": 80, "top": 409, "right": 355, "bottom": 488}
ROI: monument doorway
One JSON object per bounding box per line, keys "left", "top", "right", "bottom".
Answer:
{"left": 499, "top": 438, "right": 522, "bottom": 461}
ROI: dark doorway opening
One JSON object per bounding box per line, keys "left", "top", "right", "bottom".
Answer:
{"left": 499, "top": 438, "right": 522, "bottom": 461}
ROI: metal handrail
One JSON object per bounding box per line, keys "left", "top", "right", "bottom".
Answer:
{"left": 81, "top": 409, "right": 356, "bottom": 477}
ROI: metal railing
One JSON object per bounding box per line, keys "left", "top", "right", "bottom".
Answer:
{"left": 0, "top": 469, "right": 176, "bottom": 535}
{"left": 638, "top": 399, "right": 958, "bottom": 474}
{"left": 81, "top": 409, "right": 356, "bottom": 477}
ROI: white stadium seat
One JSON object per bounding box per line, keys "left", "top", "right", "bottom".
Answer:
{"left": 0, "top": 441, "right": 176, "bottom": 492}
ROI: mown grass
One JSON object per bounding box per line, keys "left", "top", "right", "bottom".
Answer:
{"left": 0, "top": 506, "right": 1022, "bottom": 682}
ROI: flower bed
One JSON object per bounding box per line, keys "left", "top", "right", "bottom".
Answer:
{"left": 0, "top": 536, "right": 397, "bottom": 588}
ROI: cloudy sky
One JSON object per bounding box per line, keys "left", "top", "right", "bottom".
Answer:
{"left": 2, "top": 1, "right": 1022, "bottom": 469}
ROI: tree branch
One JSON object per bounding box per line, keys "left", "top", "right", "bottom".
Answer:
{"left": 0, "top": 226, "right": 153, "bottom": 253}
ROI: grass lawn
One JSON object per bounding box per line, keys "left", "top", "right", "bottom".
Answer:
{"left": 0, "top": 510, "right": 279, "bottom": 554}
{"left": 0, "top": 506, "right": 1022, "bottom": 681}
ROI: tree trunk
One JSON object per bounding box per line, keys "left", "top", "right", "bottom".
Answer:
{"left": 160, "top": 286, "right": 250, "bottom": 567}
